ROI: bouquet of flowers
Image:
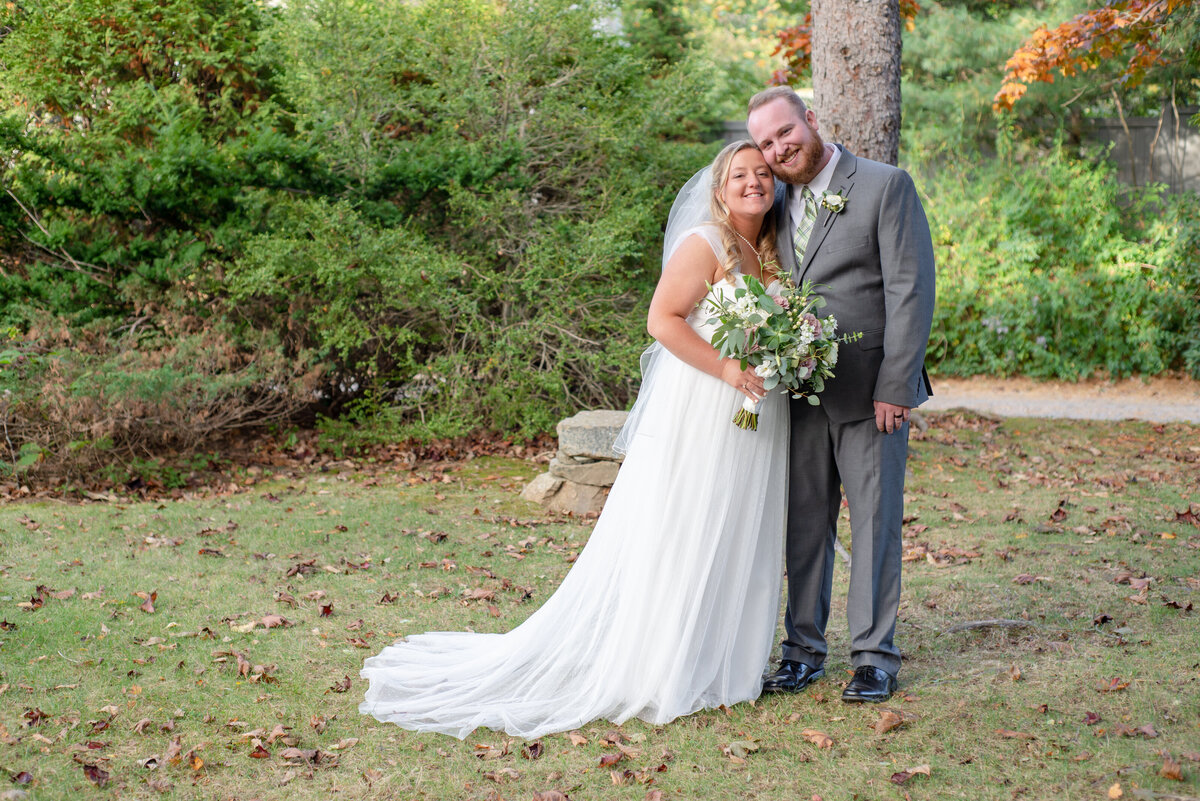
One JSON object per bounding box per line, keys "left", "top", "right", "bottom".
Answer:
{"left": 706, "top": 273, "right": 860, "bottom": 430}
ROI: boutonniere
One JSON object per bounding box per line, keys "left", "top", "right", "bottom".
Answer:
{"left": 820, "top": 190, "right": 847, "bottom": 214}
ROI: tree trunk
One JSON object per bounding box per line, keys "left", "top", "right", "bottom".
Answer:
{"left": 810, "top": 0, "right": 902, "bottom": 166}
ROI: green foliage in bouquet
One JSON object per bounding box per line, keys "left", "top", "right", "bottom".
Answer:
{"left": 706, "top": 274, "right": 858, "bottom": 429}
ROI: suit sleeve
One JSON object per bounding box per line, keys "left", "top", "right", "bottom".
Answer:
{"left": 874, "top": 168, "right": 936, "bottom": 407}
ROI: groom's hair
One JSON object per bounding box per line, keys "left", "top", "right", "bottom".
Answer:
{"left": 747, "top": 86, "right": 808, "bottom": 117}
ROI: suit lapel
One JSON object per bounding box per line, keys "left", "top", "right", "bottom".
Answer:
{"left": 799, "top": 147, "right": 858, "bottom": 280}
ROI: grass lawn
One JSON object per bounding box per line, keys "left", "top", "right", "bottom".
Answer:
{"left": 1, "top": 411, "right": 1198, "bottom": 800}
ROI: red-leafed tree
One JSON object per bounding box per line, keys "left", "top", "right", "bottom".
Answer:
{"left": 993, "top": 0, "right": 1200, "bottom": 110}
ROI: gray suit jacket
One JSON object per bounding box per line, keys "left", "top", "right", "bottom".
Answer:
{"left": 775, "top": 146, "right": 936, "bottom": 423}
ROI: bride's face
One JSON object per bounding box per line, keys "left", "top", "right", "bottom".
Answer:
{"left": 720, "top": 149, "right": 774, "bottom": 219}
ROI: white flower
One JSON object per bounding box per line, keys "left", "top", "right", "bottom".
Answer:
{"left": 755, "top": 362, "right": 778, "bottom": 379}
{"left": 827, "top": 341, "right": 839, "bottom": 367}
{"left": 820, "top": 190, "right": 847, "bottom": 213}
{"left": 822, "top": 315, "right": 838, "bottom": 337}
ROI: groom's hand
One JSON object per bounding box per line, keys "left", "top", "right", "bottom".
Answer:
{"left": 874, "top": 401, "right": 910, "bottom": 434}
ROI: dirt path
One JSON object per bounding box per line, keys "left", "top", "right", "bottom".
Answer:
{"left": 922, "top": 375, "right": 1200, "bottom": 424}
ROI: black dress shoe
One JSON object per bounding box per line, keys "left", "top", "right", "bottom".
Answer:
{"left": 762, "top": 660, "right": 825, "bottom": 693}
{"left": 841, "top": 665, "right": 898, "bottom": 703}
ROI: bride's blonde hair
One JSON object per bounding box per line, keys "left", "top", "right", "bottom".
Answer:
{"left": 709, "top": 140, "right": 779, "bottom": 284}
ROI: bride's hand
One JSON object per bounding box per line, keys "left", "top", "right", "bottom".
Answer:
{"left": 722, "top": 360, "right": 765, "bottom": 402}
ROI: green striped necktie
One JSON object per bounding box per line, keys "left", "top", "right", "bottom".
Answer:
{"left": 794, "top": 186, "right": 817, "bottom": 267}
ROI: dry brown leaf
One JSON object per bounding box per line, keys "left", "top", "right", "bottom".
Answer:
{"left": 996, "top": 728, "right": 1036, "bottom": 740}
{"left": 874, "top": 710, "right": 905, "bottom": 734}
{"left": 1160, "top": 753, "right": 1184, "bottom": 780}
{"left": 568, "top": 732, "right": 588, "bottom": 746}
{"left": 1107, "top": 782, "right": 1122, "bottom": 799}
{"left": 801, "top": 729, "right": 834, "bottom": 749}
{"left": 329, "top": 737, "right": 359, "bottom": 750}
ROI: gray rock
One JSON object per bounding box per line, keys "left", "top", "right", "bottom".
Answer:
{"left": 546, "top": 481, "right": 609, "bottom": 516}
{"left": 555, "top": 448, "right": 591, "bottom": 465}
{"left": 547, "top": 457, "right": 621, "bottom": 487}
{"left": 520, "top": 472, "right": 563, "bottom": 504}
{"left": 557, "top": 410, "right": 629, "bottom": 461}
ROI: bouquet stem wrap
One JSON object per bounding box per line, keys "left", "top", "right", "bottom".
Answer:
{"left": 733, "top": 396, "right": 761, "bottom": 430}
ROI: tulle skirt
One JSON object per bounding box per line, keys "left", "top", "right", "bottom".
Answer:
{"left": 359, "top": 351, "right": 788, "bottom": 739}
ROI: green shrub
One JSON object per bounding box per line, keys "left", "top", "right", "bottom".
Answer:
{"left": 228, "top": 0, "right": 719, "bottom": 441}
{"left": 917, "top": 145, "right": 1200, "bottom": 379}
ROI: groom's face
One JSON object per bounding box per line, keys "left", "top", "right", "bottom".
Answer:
{"left": 747, "top": 98, "right": 826, "bottom": 186}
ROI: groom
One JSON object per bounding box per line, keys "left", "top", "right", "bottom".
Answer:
{"left": 745, "top": 86, "right": 936, "bottom": 702}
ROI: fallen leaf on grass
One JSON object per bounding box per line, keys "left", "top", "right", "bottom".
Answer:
{"left": 279, "top": 747, "right": 320, "bottom": 764}
{"left": 327, "top": 676, "right": 351, "bottom": 694}
{"left": 1108, "top": 782, "right": 1122, "bottom": 799}
{"left": 890, "top": 764, "right": 931, "bottom": 784}
{"left": 329, "top": 738, "right": 358, "bottom": 751}
{"left": 135, "top": 590, "right": 157, "bottom": 614}
{"left": 474, "top": 741, "right": 511, "bottom": 760}
{"left": 12, "top": 771, "right": 32, "bottom": 784}
{"left": 362, "top": 768, "right": 384, "bottom": 785}
{"left": 567, "top": 732, "right": 587, "bottom": 746}
{"left": 22, "top": 708, "right": 49, "bottom": 727}
{"left": 249, "top": 740, "right": 271, "bottom": 759}
{"left": 484, "top": 767, "right": 520, "bottom": 782}
{"left": 309, "top": 715, "right": 328, "bottom": 734}
{"left": 319, "top": 603, "right": 334, "bottom": 617}
{"left": 1008, "top": 663, "right": 1022, "bottom": 682}
{"left": 873, "top": 709, "right": 911, "bottom": 734}
{"left": 1097, "top": 678, "right": 1130, "bottom": 693}
{"left": 522, "top": 741, "right": 544, "bottom": 759}
{"left": 1160, "top": 753, "right": 1184, "bottom": 780}
{"left": 996, "top": 729, "right": 1036, "bottom": 740}
{"left": 532, "top": 792, "right": 570, "bottom": 801}
{"left": 801, "top": 729, "right": 834, "bottom": 749}
{"left": 82, "top": 763, "right": 110, "bottom": 788}
{"left": 378, "top": 591, "right": 399, "bottom": 604}
{"left": 599, "top": 752, "right": 624, "bottom": 767}
{"left": 1084, "top": 712, "right": 1101, "bottom": 725}
{"left": 132, "top": 718, "right": 153, "bottom": 734}
{"left": 266, "top": 724, "right": 291, "bottom": 745}
{"left": 726, "top": 740, "right": 760, "bottom": 760}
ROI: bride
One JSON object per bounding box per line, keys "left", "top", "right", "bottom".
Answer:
{"left": 360, "top": 141, "right": 788, "bottom": 739}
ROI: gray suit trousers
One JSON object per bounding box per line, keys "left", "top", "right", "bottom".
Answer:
{"left": 783, "top": 399, "right": 908, "bottom": 676}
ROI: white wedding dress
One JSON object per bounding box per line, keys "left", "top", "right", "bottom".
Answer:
{"left": 360, "top": 228, "right": 788, "bottom": 739}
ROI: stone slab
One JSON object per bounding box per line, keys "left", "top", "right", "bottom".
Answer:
{"left": 547, "top": 457, "right": 620, "bottom": 487}
{"left": 545, "top": 480, "right": 609, "bottom": 516}
{"left": 556, "top": 410, "right": 629, "bottom": 461}
{"left": 520, "top": 472, "right": 563, "bottom": 504}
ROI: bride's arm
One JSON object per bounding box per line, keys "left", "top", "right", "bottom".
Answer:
{"left": 647, "top": 236, "right": 764, "bottom": 401}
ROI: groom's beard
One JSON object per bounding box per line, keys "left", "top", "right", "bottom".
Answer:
{"left": 773, "top": 135, "right": 826, "bottom": 185}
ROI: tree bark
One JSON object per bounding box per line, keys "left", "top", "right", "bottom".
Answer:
{"left": 810, "top": 0, "right": 902, "bottom": 166}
